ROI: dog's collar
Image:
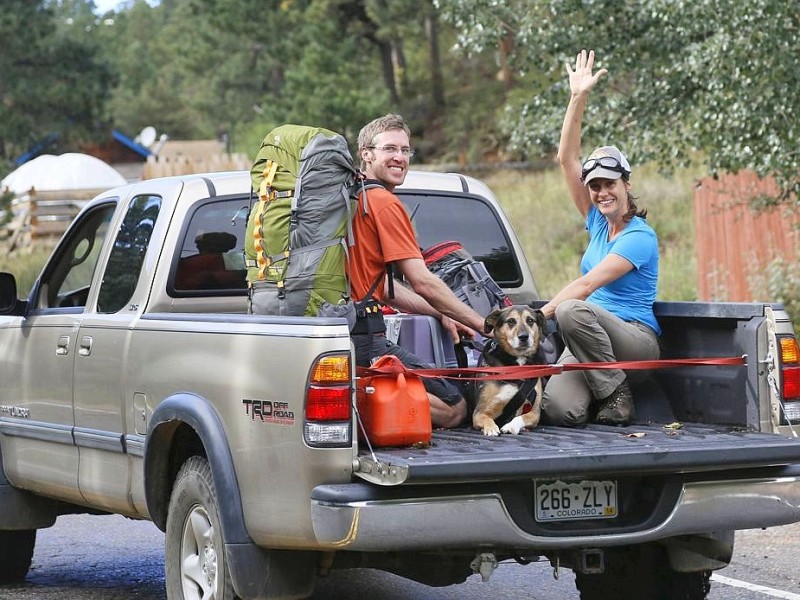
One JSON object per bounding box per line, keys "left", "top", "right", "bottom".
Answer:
{"left": 484, "top": 339, "right": 538, "bottom": 367}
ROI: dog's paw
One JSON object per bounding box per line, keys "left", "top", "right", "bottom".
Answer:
{"left": 500, "top": 416, "right": 526, "bottom": 435}
{"left": 482, "top": 424, "right": 501, "bottom": 436}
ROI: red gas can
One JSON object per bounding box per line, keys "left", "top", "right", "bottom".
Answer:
{"left": 356, "top": 356, "right": 431, "bottom": 447}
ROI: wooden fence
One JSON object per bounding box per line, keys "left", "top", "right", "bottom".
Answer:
{"left": 2, "top": 189, "right": 105, "bottom": 252}
{"left": 143, "top": 152, "right": 250, "bottom": 179}
{"left": 694, "top": 171, "right": 800, "bottom": 301}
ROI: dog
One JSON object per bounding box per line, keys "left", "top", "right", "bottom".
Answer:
{"left": 471, "top": 305, "right": 548, "bottom": 436}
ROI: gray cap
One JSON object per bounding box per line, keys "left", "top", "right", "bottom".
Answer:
{"left": 582, "top": 146, "right": 631, "bottom": 185}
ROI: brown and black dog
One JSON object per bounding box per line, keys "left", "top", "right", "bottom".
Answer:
{"left": 472, "top": 305, "right": 548, "bottom": 436}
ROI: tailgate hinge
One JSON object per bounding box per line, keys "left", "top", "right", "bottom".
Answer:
{"left": 353, "top": 457, "right": 408, "bottom": 486}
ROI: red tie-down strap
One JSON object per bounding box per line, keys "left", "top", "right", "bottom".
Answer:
{"left": 355, "top": 355, "right": 747, "bottom": 381}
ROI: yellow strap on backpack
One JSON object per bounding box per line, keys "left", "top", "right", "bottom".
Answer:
{"left": 255, "top": 160, "right": 280, "bottom": 280}
{"left": 258, "top": 160, "right": 279, "bottom": 201}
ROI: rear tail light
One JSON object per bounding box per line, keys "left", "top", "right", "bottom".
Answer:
{"left": 778, "top": 336, "right": 800, "bottom": 422}
{"left": 304, "top": 352, "right": 352, "bottom": 447}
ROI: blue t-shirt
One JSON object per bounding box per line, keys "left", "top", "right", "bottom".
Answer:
{"left": 580, "top": 206, "right": 661, "bottom": 336}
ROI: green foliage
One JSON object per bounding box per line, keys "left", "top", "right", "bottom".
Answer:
{"left": 83, "top": 0, "right": 506, "bottom": 161}
{"left": 0, "top": 1, "right": 112, "bottom": 172}
{"left": 436, "top": 0, "right": 800, "bottom": 203}
{"left": 0, "top": 190, "right": 13, "bottom": 228}
{"left": 431, "top": 43, "right": 511, "bottom": 163}
{"left": 97, "top": 0, "right": 421, "bottom": 147}
{"left": 6, "top": 0, "right": 798, "bottom": 204}
{"left": 260, "top": 9, "right": 391, "bottom": 140}
{"left": 99, "top": 0, "right": 220, "bottom": 138}
{"left": 750, "top": 257, "right": 800, "bottom": 333}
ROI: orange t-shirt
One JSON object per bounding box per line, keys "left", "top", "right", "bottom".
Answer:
{"left": 348, "top": 186, "right": 422, "bottom": 301}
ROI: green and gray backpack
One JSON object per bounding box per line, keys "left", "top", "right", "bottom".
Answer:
{"left": 245, "top": 124, "right": 375, "bottom": 320}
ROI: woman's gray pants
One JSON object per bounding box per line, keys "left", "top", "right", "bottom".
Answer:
{"left": 542, "top": 299, "right": 660, "bottom": 426}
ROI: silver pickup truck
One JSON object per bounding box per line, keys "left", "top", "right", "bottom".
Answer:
{"left": 1, "top": 170, "right": 800, "bottom": 600}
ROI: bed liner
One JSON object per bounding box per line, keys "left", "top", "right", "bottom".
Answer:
{"left": 358, "top": 423, "right": 800, "bottom": 484}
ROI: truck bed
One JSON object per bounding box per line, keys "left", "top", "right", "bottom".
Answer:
{"left": 358, "top": 423, "right": 800, "bottom": 484}
{"left": 322, "top": 422, "right": 800, "bottom": 549}
{"left": 356, "top": 301, "right": 800, "bottom": 486}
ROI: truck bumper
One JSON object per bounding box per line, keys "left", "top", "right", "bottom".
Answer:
{"left": 310, "top": 475, "right": 800, "bottom": 551}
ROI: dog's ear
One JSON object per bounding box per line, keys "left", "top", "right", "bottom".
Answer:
{"left": 484, "top": 309, "right": 502, "bottom": 334}
{"left": 534, "top": 309, "right": 547, "bottom": 333}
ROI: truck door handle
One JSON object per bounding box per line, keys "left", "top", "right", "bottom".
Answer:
{"left": 56, "top": 335, "right": 70, "bottom": 356}
{"left": 79, "top": 336, "right": 93, "bottom": 357}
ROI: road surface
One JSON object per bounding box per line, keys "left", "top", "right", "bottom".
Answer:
{"left": 2, "top": 514, "right": 800, "bottom": 599}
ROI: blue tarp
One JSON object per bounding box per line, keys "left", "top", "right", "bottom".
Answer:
{"left": 15, "top": 132, "right": 59, "bottom": 166}
{"left": 112, "top": 129, "right": 152, "bottom": 158}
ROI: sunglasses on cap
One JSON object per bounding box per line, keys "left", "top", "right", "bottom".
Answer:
{"left": 581, "top": 156, "right": 631, "bottom": 181}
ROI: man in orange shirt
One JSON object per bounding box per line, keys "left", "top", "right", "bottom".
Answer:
{"left": 349, "top": 114, "right": 485, "bottom": 428}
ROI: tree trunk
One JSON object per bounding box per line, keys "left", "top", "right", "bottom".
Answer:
{"left": 378, "top": 40, "right": 400, "bottom": 106}
{"left": 425, "top": 10, "right": 445, "bottom": 110}
{"left": 498, "top": 28, "right": 514, "bottom": 92}
{"left": 392, "top": 41, "right": 408, "bottom": 101}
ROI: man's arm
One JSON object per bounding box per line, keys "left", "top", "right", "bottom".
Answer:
{"left": 388, "top": 257, "right": 486, "bottom": 334}
{"left": 386, "top": 279, "right": 439, "bottom": 316}
{"left": 383, "top": 279, "right": 471, "bottom": 343}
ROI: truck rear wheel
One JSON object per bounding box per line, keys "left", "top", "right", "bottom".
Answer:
{"left": 574, "top": 544, "right": 712, "bottom": 600}
{"left": 0, "top": 529, "right": 36, "bottom": 583}
{"left": 166, "top": 456, "right": 238, "bottom": 600}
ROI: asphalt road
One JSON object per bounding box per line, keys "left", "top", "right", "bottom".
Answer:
{"left": 2, "top": 514, "right": 800, "bottom": 599}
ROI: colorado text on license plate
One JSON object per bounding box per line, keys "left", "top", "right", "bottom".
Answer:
{"left": 535, "top": 480, "right": 617, "bottom": 522}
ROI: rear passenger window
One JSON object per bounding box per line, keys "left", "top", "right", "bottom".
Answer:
{"left": 172, "top": 198, "right": 248, "bottom": 294}
{"left": 397, "top": 192, "right": 522, "bottom": 287}
{"left": 97, "top": 194, "right": 162, "bottom": 313}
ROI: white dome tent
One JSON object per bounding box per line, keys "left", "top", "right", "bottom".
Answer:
{"left": 1, "top": 153, "right": 127, "bottom": 194}
{"left": 1, "top": 153, "right": 128, "bottom": 251}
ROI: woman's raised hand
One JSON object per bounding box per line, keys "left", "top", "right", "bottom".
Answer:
{"left": 566, "top": 49, "right": 608, "bottom": 97}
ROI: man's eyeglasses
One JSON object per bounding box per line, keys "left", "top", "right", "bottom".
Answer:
{"left": 368, "top": 145, "right": 415, "bottom": 157}
{"left": 581, "top": 156, "right": 630, "bottom": 180}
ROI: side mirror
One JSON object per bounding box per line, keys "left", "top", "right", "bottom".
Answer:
{"left": 0, "top": 272, "right": 19, "bottom": 314}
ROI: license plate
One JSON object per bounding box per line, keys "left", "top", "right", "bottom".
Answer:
{"left": 534, "top": 479, "right": 618, "bottom": 522}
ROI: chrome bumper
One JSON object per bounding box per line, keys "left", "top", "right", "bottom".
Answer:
{"left": 311, "top": 476, "right": 800, "bottom": 551}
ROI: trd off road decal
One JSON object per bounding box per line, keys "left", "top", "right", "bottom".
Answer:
{"left": 242, "top": 399, "right": 295, "bottom": 425}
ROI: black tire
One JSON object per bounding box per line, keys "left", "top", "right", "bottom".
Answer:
{"left": 0, "top": 529, "right": 36, "bottom": 584}
{"left": 165, "top": 456, "right": 238, "bottom": 600}
{"left": 575, "top": 545, "right": 712, "bottom": 600}
{"left": 669, "top": 570, "right": 712, "bottom": 600}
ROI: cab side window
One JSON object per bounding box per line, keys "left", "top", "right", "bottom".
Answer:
{"left": 97, "top": 195, "right": 162, "bottom": 313}
{"left": 398, "top": 192, "right": 522, "bottom": 287}
{"left": 172, "top": 198, "right": 248, "bottom": 294}
{"left": 36, "top": 202, "right": 116, "bottom": 310}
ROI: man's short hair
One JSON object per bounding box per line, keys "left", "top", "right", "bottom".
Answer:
{"left": 357, "top": 114, "right": 410, "bottom": 152}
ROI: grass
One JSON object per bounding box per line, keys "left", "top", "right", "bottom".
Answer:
{"left": 479, "top": 164, "right": 702, "bottom": 301}
{"left": 0, "top": 247, "right": 52, "bottom": 297}
{"left": 0, "top": 166, "right": 701, "bottom": 302}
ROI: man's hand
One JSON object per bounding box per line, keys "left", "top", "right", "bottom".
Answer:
{"left": 393, "top": 257, "right": 487, "bottom": 334}
{"left": 441, "top": 315, "right": 476, "bottom": 344}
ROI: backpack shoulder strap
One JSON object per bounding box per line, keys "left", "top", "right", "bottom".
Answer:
{"left": 348, "top": 175, "right": 394, "bottom": 300}
{"left": 353, "top": 176, "right": 386, "bottom": 216}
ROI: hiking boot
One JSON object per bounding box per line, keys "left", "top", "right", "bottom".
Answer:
{"left": 596, "top": 381, "right": 634, "bottom": 425}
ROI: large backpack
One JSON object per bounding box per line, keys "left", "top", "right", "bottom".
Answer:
{"left": 423, "top": 240, "right": 512, "bottom": 317}
{"left": 245, "top": 124, "right": 364, "bottom": 318}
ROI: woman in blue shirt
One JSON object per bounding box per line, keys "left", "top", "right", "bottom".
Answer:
{"left": 540, "top": 49, "right": 660, "bottom": 427}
